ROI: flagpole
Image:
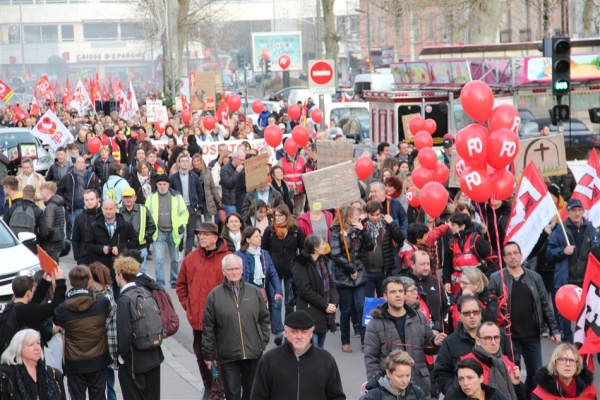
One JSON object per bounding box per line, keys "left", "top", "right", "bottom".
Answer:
{"left": 555, "top": 209, "right": 571, "bottom": 246}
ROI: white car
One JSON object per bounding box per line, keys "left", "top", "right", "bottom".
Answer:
{"left": 0, "top": 221, "right": 41, "bottom": 297}
{"left": 0, "top": 128, "right": 56, "bottom": 175}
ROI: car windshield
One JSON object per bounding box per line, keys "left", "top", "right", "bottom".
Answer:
{"left": 358, "top": 117, "right": 370, "bottom": 138}
{"left": 0, "top": 223, "right": 17, "bottom": 249}
{"left": 330, "top": 107, "right": 369, "bottom": 124}
{"left": 0, "top": 132, "right": 38, "bottom": 149}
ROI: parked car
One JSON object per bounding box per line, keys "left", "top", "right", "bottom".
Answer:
{"left": 0, "top": 128, "right": 56, "bottom": 175}
{"left": 519, "top": 117, "right": 600, "bottom": 147}
{"left": 339, "top": 116, "right": 372, "bottom": 146}
{"left": 518, "top": 108, "right": 536, "bottom": 124}
{"left": 0, "top": 221, "right": 41, "bottom": 300}
{"left": 263, "top": 86, "right": 309, "bottom": 102}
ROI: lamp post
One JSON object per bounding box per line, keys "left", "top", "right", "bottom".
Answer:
{"left": 19, "top": 0, "right": 25, "bottom": 79}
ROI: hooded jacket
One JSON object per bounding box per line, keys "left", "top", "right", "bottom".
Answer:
{"left": 42, "top": 194, "right": 66, "bottom": 253}
{"left": 361, "top": 376, "right": 426, "bottom": 400}
{"left": 532, "top": 367, "right": 596, "bottom": 400}
{"left": 364, "top": 303, "right": 439, "bottom": 397}
{"left": 72, "top": 207, "right": 102, "bottom": 264}
{"left": 53, "top": 287, "right": 111, "bottom": 374}
{"left": 57, "top": 168, "right": 99, "bottom": 211}
{"left": 176, "top": 238, "right": 231, "bottom": 330}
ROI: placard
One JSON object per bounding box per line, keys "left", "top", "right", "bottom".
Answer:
{"left": 146, "top": 100, "right": 162, "bottom": 122}
{"left": 303, "top": 161, "right": 361, "bottom": 212}
{"left": 449, "top": 150, "right": 461, "bottom": 188}
{"left": 191, "top": 72, "right": 221, "bottom": 111}
{"left": 244, "top": 153, "right": 269, "bottom": 191}
{"left": 317, "top": 140, "right": 354, "bottom": 169}
{"left": 513, "top": 135, "right": 568, "bottom": 179}
{"left": 401, "top": 113, "right": 420, "bottom": 141}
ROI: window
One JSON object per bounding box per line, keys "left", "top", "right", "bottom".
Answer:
{"left": 427, "top": 11, "right": 435, "bottom": 42}
{"left": 349, "top": 15, "right": 360, "bottom": 38}
{"left": 500, "top": 29, "right": 512, "bottom": 43}
{"left": 519, "top": 28, "right": 531, "bottom": 42}
{"left": 41, "top": 25, "right": 58, "bottom": 42}
{"left": 23, "top": 25, "right": 58, "bottom": 43}
{"left": 8, "top": 26, "right": 20, "bottom": 44}
{"left": 440, "top": 15, "right": 449, "bottom": 42}
{"left": 84, "top": 23, "right": 118, "bottom": 41}
{"left": 120, "top": 23, "right": 141, "bottom": 40}
{"left": 412, "top": 14, "right": 421, "bottom": 43}
{"left": 61, "top": 25, "right": 74, "bottom": 41}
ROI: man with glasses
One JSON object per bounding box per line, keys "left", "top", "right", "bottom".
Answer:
{"left": 220, "top": 150, "right": 245, "bottom": 215}
{"left": 364, "top": 276, "right": 445, "bottom": 398}
{"left": 489, "top": 241, "right": 561, "bottom": 397}
{"left": 435, "top": 295, "right": 515, "bottom": 395}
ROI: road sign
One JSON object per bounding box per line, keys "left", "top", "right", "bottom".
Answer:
{"left": 309, "top": 59, "right": 336, "bottom": 94}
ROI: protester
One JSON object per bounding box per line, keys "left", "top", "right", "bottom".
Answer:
{"left": 361, "top": 350, "right": 426, "bottom": 400}
{"left": 297, "top": 207, "right": 333, "bottom": 241}
{"left": 119, "top": 187, "right": 156, "bottom": 273}
{"left": 101, "top": 163, "right": 130, "bottom": 206}
{"left": 280, "top": 146, "right": 307, "bottom": 216}
{"left": 448, "top": 267, "right": 498, "bottom": 330}
{"left": 245, "top": 200, "right": 271, "bottom": 233}
{"left": 127, "top": 160, "right": 156, "bottom": 205}
{"left": 45, "top": 146, "right": 71, "bottom": 184}
{"left": 16, "top": 158, "right": 46, "bottom": 209}
{"left": 269, "top": 165, "right": 294, "bottom": 213}
{"left": 444, "top": 358, "right": 508, "bottom": 400}
{"left": 191, "top": 154, "right": 221, "bottom": 223}
{"left": 40, "top": 182, "right": 66, "bottom": 263}
{"left": 94, "top": 146, "right": 117, "bottom": 185}
{"left": 4, "top": 185, "right": 48, "bottom": 241}
{"left": 221, "top": 150, "right": 245, "bottom": 214}
{"left": 222, "top": 212, "right": 246, "bottom": 252}
{"left": 241, "top": 184, "right": 282, "bottom": 220}
{"left": 72, "top": 189, "right": 102, "bottom": 265}
{"left": 369, "top": 182, "right": 408, "bottom": 236}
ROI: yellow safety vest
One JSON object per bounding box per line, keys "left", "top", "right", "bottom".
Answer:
{"left": 145, "top": 192, "right": 189, "bottom": 246}
{"left": 118, "top": 204, "right": 149, "bottom": 245}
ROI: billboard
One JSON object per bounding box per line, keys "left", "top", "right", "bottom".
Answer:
{"left": 524, "top": 53, "right": 600, "bottom": 83}
{"left": 251, "top": 32, "right": 302, "bottom": 73}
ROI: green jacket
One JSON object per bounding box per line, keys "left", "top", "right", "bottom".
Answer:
{"left": 145, "top": 189, "right": 189, "bottom": 246}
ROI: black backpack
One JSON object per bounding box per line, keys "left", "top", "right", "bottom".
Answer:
{"left": 9, "top": 204, "right": 36, "bottom": 235}
{"left": 121, "top": 287, "right": 164, "bottom": 350}
{"left": 0, "top": 302, "right": 20, "bottom": 353}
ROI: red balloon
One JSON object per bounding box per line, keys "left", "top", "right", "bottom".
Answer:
{"left": 154, "top": 121, "right": 166, "bottom": 135}
{"left": 488, "top": 104, "right": 521, "bottom": 134}
{"left": 284, "top": 138, "right": 298, "bottom": 156}
{"left": 252, "top": 100, "right": 263, "bottom": 114}
{"left": 414, "top": 131, "right": 433, "bottom": 150}
{"left": 292, "top": 125, "right": 309, "bottom": 147}
{"left": 227, "top": 94, "right": 241, "bottom": 113}
{"left": 486, "top": 128, "right": 519, "bottom": 169}
{"left": 311, "top": 108, "right": 323, "bottom": 124}
{"left": 87, "top": 137, "right": 101, "bottom": 155}
{"left": 406, "top": 187, "right": 420, "bottom": 208}
{"left": 454, "top": 157, "right": 467, "bottom": 178}
{"left": 181, "top": 109, "right": 191, "bottom": 124}
{"left": 409, "top": 116, "right": 426, "bottom": 135}
{"left": 355, "top": 156, "right": 374, "bottom": 180}
{"left": 555, "top": 284, "right": 583, "bottom": 322}
{"left": 417, "top": 148, "right": 438, "bottom": 170}
{"left": 424, "top": 119, "right": 437, "bottom": 135}
{"left": 420, "top": 182, "right": 449, "bottom": 218}
{"left": 464, "top": 124, "right": 490, "bottom": 140}
{"left": 460, "top": 166, "right": 492, "bottom": 202}
{"left": 288, "top": 105, "right": 301, "bottom": 121}
{"left": 433, "top": 162, "right": 450, "bottom": 184}
{"left": 264, "top": 125, "right": 282, "bottom": 147}
{"left": 455, "top": 128, "right": 487, "bottom": 166}
{"left": 412, "top": 167, "right": 434, "bottom": 189}
{"left": 202, "top": 115, "right": 216, "bottom": 131}
{"left": 491, "top": 169, "right": 516, "bottom": 201}
{"left": 460, "top": 81, "right": 494, "bottom": 124}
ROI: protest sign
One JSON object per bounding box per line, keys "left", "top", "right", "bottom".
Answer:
{"left": 245, "top": 153, "right": 270, "bottom": 191}
{"left": 317, "top": 140, "right": 354, "bottom": 169}
{"left": 190, "top": 72, "right": 221, "bottom": 111}
{"left": 401, "top": 113, "right": 420, "bottom": 141}
{"left": 303, "top": 161, "right": 361, "bottom": 211}
{"left": 363, "top": 297, "right": 386, "bottom": 326}
{"left": 146, "top": 100, "right": 162, "bottom": 122}
{"left": 513, "top": 134, "right": 568, "bottom": 179}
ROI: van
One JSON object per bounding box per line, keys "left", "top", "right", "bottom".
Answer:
{"left": 324, "top": 102, "right": 370, "bottom": 125}
{"left": 287, "top": 89, "right": 332, "bottom": 107}
{"left": 353, "top": 73, "right": 394, "bottom": 98}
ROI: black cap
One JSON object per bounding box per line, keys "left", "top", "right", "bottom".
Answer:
{"left": 156, "top": 174, "right": 170, "bottom": 184}
{"left": 547, "top": 184, "right": 560, "bottom": 199}
{"left": 284, "top": 311, "right": 314, "bottom": 329}
{"left": 567, "top": 198, "right": 583, "bottom": 210}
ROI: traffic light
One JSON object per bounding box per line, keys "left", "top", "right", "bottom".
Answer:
{"left": 237, "top": 54, "right": 244, "bottom": 68}
{"left": 365, "top": 57, "right": 371, "bottom": 72}
{"left": 265, "top": 59, "right": 271, "bottom": 73}
{"left": 552, "top": 36, "right": 571, "bottom": 97}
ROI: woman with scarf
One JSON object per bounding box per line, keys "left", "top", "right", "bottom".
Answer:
{"left": 127, "top": 161, "right": 156, "bottom": 205}
{"left": 269, "top": 166, "right": 294, "bottom": 214}
{"left": 245, "top": 200, "right": 271, "bottom": 235}
{"left": 222, "top": 212, "right": 245, "bottom": 252}
{"left": 292, "top": 234, "right": 339, "bottom": 348}
{"left": 0, "top": 329, "right": 64, "bottom": 400}
{"left": 235, "top": 227, "right": 282, "bottom": 305}
{"left": 262, "top": 204, "right": 305, "bottom": 345}
{"left": 532, "top": 343, "right": 596, "bottom": 399}
{"left": 330, "top": 205, "right": 375, "bottom": 353}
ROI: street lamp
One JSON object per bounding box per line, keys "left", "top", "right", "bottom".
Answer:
{"left": 354, "top": 4, "right": 371, "bottom": 65}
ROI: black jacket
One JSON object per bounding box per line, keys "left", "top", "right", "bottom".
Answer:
{"left": 15, "top": 279, "right": 67, "bottom": 336}
{"left": 93, "top": 157, "right": 117, "bottom": 184}
{"left": 0, "top": 363, "right": 64, "bottom": 400}
{"left": 398, "top": 269, "right": 448, "bottom": 332}
{"left": 72, "top": 207, "right": 102, "bottom": 264}
{"left": 3, "top": 198, "right": 48, "bottom": 242}
{"left": 235, "top": 168, "right": 247, "bottom": 214}
{"left": 45, "top": 161, "right": 71, "bottom": 184}
{"left": 169, "top": 171, "right": 204, "bottom": 210}
{"left": 531, "top": 367, "right": 595, "bottom": 399}
{"left": 84, "top": 213, "right": 139, "bottom": 273}
{"left": 220, "top": 160, "right": 240, "bottom": 205}
{"left": 42, "top": 194, "right": 65, "bottom": 252}
{"left": 434, "top": 323, "right": 515, "bottom": 395}
{"left": 116, "top": 284, "right": 164, "bottom": 374}
{"left": 444, "top": 383, "right": 508, "bottom": 400}
{"left": 250, "top": 341, "right": 346, "bottom": 400}
{"left": 291, "top": 251, "right": 339, "bottom": 333}
{"left": 329, "top": 224, "right": 375, "bottom": 288}
{"left": 261, "top": 226, "right": 305, "bottom": 278}
{"left": 127, "top": 172, "right": 156, "bottom": 205}
{"left": 57, "top": 168, "right": 100, "bottom": 210}
{"left": 359, "top": 218, "right": 404, "bottom": 274}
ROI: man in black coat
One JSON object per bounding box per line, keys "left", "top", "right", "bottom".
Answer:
{"left": 220, "top": 150, "right": 245, "bottom": 215}
{"left": 250, "top": 311, "right": 346, "bottom": 400}
{"left": 72, "top": 189, "right": 102, "bottom": 265}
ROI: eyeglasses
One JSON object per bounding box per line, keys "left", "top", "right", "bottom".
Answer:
{"left": 406, "top": 288, "right": 418, "bottom": 293}
{"left": 460, "top": 310, "right": 481, "bottom": 317}
{"left": 557, "top": 357, "right": 577, "bottom": 365}
{"left": 478, "top": 335, "right": 501, "bottom": 343}
{"left": 275, "top": 214, "right": 285, "bottom": 218}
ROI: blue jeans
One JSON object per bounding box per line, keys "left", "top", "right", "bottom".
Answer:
{"left": 365, "top": 271, "right": 387, "bottom": 298}
{"left": 223, "top": 204, "right": 237, "bottom": 215}
{"left": 338, "top": 286, "right": 366, "bottom": 345}
{"left": 66, "top": 207, "right": 83, "bottom": 240}
{"left": 152, "top": 230, "right": 179, "bottom": 286}
{"left": 268, "top": 276, "right": 293, "bottom": 335}
{"left": 512, "top": 337, "right": 542, "bottom": 396}
{"left": 139, "top": 247, "right": 148, "bottom": 274}
{"left": 313, "top": 332, "right": 327, "bottom": 348}
{"left": 106, "top": 368, "right": 116, "bottom": 400}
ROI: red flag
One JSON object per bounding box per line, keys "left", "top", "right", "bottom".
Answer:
{"left": 504, "top": 161, "right": 557, "bottom": 260}
{"left": 181, "top": 95, "right": 189, "bottom": 110}
{"left": 36, "top": 75, "right": 54, "bottom": 101}
{"left": 30, "top": 92, "right": 40, "bottom": 116}
{"left": 63, "top": 78, "right": 71, "bottom": 108}
{"left": 36, "top": 245, "right": 58, "bottom": 274}
{"left": 109, "top": 74, "right": 116, "bottom": 94}
{"left": 575, "top": 252, "right": 600, "bottom": 370}
{"left": 216, "top": 91, "right": 228, "bottom": 123}
{"left": 570, "top": 151, "right": 600, "bottom": 228}
{"left": 13, "top": 104, "right": 29, "bottom": 121}
{"left": 103, "top": 84, "right": 109, "bottom": 101}
{"left": 49, "top": 97, "right": 56, "bottom": 113}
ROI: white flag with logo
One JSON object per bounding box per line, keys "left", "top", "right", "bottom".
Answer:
{"left": 31, "top": 110, "right": 73, "bottom": 151}
{"left": 128, "top": 82, "right": 139, "bottom": 113}
{"left": 72, "top": 80, "right": 93, "bottom": 116}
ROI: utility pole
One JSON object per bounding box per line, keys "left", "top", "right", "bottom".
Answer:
{"left": 166, "top": 0, "right": 176, "bottom": 102}
{"left": 19, "top": 0, "right": 25, "bottom": 78}
{"left": 316, "top": 0, "right": 322, "bottom": 58}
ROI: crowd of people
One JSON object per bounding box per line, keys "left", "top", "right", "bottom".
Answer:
{"left": 0, "top": 98, "right": 593, "bottom": 400}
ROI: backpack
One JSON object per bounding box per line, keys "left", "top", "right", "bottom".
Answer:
{"left": 121, "top": 287, "right": 164, "bottom": 350}
{"left": 151, "top": 288, "right": 180, "bottom": 337}
{"left": 9, "top": 204, "right": 36, "bottom": 235}
{"left": 0, "top": 302, "right": 20, "bottom": 354}
{"left": 104, "top": 178, "right": 124, "bottom": 203}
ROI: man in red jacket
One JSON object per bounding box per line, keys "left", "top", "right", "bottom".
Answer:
{"left": 176, "top": 222, "right": 231, "bottom": 400}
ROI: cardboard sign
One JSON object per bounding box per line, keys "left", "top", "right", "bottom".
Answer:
{"left": 448, "top": 150, "right": 462, "bottom": 188}
{"left": 146, "top": 100, "right": 162, "bottom": 122}
{"left": 191, "top": 72, "right": 222, "bottom": 111}
{"left": 303, "top": 161, "right": 361, "bottom": 211}
{"left": 513, "top": 135, "right": 568, "bottom": 179}
{"left": 0, "top": 79, "right": 14, "bottom": 103}
{"left": 245, "top": 153, "right": 269, "bottom": 191}
{"left": 401, "top": 113, "right": 420, "bottom": 141}
{"left": 317, "top": 140, "right": 354, "bottom": 169}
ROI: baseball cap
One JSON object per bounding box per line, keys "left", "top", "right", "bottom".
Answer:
{"left": 567, "top": 198, "right": 583, "bottom": 210}
{"left": 122, "top": 188, "right": 136, "bottom": 197}
{"left": 442, "top": 133, "right": 454, "bottom": 148}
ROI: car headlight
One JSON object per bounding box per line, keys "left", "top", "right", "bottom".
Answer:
{"left": 37, "top": 155, "right": 51, "bottom": 164}
{"left": 19, "top": 264, "right": 41, "bottom": 276}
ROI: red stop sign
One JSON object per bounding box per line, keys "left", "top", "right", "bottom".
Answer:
{"left": 310, "top": 61, "right": 333, "bottom": 85}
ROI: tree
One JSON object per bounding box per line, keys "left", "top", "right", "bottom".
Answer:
{"left": 321, "top": 0, "right": 340, "bottom": 84}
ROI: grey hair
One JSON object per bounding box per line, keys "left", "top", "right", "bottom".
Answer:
{"left": 221, "top": 254, "right": 243, "bottom": 270}
{"left": 370, "top": 181, "right": 386, "bottom": 192}
{"left": 399, "top": 276, "right": 416, "bottom": 289}
{"left": 1, "top": 329, "right": 43, "bottom": 365}
{"left": 232, "top": 150, "right": 245, "bottom": 159}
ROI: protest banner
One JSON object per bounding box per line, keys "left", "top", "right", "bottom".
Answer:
{"left": 513, "top": 134, "right": 568, "bottom": 179}
{"left": 146, "top": 100, "right": 162, "bottom": 122}
{"left": 303, "top": 161, "right": 361, "bottom": 211}
{"left": 245, "top": 153, "right": 270, "bottom": 191}
{"left": 317, "top": 140, "right": 354, "bottom": 169}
